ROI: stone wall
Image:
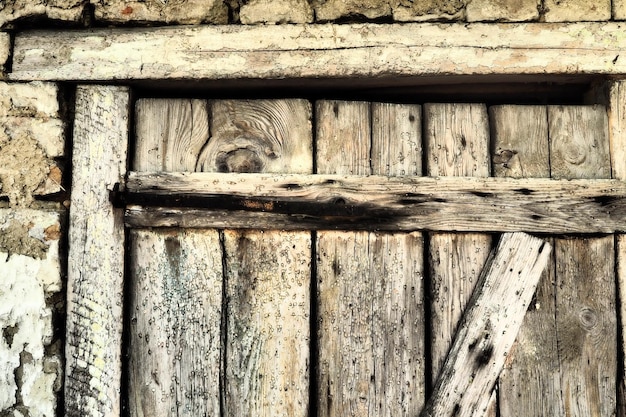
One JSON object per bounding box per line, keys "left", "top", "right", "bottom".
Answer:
{"left": 0, "top": 0, "right": 621, "bottom": 416}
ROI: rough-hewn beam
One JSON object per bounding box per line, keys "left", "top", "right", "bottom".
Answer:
{"left": 123, "top": 172, "right": 626, "bottom": 233}
{"left": 9, "top": 22, "right": 626, "bottom": 81}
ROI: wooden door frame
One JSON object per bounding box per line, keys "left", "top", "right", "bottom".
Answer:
{"left": 45, "top": 22, "right": 626, "bottom": 417}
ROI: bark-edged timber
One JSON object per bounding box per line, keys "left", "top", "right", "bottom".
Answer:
{"left": 421, "top": 232, "right": 552, "bottom": 417}
{"left": 10, "top": 22, "right": 626, "bottom": 81}
{"left": 66, "top": 86, "right": 129, "bottom": 417}
{"left": 123, "top": 172, "right": 626, "bottom": 233}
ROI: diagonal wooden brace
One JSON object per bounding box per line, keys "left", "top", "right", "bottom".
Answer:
{"left": 421, "top": 232, "right": 551, "bottom": 417}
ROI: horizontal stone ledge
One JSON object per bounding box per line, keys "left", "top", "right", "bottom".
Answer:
{"left": 9, "top": 22, "right": 626, "bottom": 81}
{"left": 123, "top": 172, "right": 626, "bottom": 233}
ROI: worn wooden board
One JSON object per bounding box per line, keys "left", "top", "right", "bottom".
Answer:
{"left": 550, "top": 105, "right": 617, "bottom": 416}
{"left": 423, "top": 103, "right": 493, "bottom": 414}
{"left": 124, "top": 173, "right": 626, "bottom": 233}
{"left": 65, "top": 86, "right": 129, "bottom": 417}
{"left": 223, "top": 230, "right": 311, "bottom": 417}
{"left": 128, "top": 229, "right": 222, "bottom": 417}
{"left": 316, "top": 100, "right": 425, "bottom": 417}
{"left": 492, "top": 105, "right": 563, "bottom": 416}
{"left": 10, "top": 23, "right": 626, "bottom": 81}
{"left": 421, "top": 232, "right": 552, "bottom": 417}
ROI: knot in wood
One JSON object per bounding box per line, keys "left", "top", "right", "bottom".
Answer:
{"left": 578, "top": 306, "right": 598, "bottom": 331}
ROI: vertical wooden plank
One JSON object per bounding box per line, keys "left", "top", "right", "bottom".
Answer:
{"left": 607, "top": 81, "right": 626, "bottom": 417}
{"left": 134, "top": 99, "right": 210, "bottom": 171}
{"left": 212, "top": 100, "right": 313, "bottom": 417}
{"left": 66, "top": 85, "right": 129, "bottom": 417}
{"left": 223, "top": 230, "right": 311, "bottom": 417}
{"left": 423, "top": 103, "right": 495, "bottom": 415}
{"left": 492, "top": 105, "right": 564, "bottom": 416}
{"left": 128, "top": 229, "right": 222, "bottom": 417}
{"left": 317, "top": 101, "right": 425, "bottom": 417}
{"left": 549, "top": 105, "right": 617, "bottom": 417}
{"left": 130, "top": 99, "right": 222, "bottom": 417}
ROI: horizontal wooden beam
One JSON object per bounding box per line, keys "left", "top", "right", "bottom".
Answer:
{"left": 9, "top": 22, "right": 626, "bottom": 81}
{"left": 123, "top": 172, "right": 626, "bottom": 233}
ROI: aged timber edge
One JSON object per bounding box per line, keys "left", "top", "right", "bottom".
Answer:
{"left": 9, "top": 22, "right": 626, "bottom": 81}
{"left": 123, "top": 172, "right": 626, "bottom": 233}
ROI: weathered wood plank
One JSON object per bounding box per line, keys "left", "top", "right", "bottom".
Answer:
{"left": 124, "top": 173, "right": 626, "bottom": 233}
{"left": 10, "top": 23, "right": 626, "bottom": 81}
{"left": 550, "top": 105, "right": 617, "bottom": 417}
{"left": 423, "top": 103, "right": 492, "bottom": 411}
{"left": 421, "top": 232, "right": 552, "bottom": 417}
{"left": 618, "top": 234, "right": 626, "bottom": 417}
{"left": 223, "top": 230, "right": 311, "bottom": 417}
{"left": 65, "top": 85, "right": 129, "bottom": 417}
{"left": 134, "top": 99, "right": 209, "bottom": 171}
{"left": 128, "top": 229, "right": 222, "bottom": 417}
{"left": 213, "top": 99, "right": 313, "bottom": 417}
{"left": 492, "top": 105, "right": 563, "bottom": 417}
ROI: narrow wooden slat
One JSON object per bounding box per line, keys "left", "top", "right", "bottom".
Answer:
{"left": 129, "top": 98, "right": 222, "bottom": 417}
{"left": 215, "top": 99, "right": 313, "bottom": 417}
{"left": 65, "top": 85, "right": 129, "bottom": 417}
{"left": 128, "top": 229, "right": 222, "bottom": 417}
{"left": 123, "top": 173, "right": 626, "bottom": 234}
{"left": 223, "top": 230, "right": 311, "bottom": 417}
{"left": 10, "top": 23, "right": 626, "bottom": 81}
{"left": 423, "top": 103, "right": 493, "bottom": 417}
{"left": 134, "top": 99, "right": 210, "bottom": 171}
{"left": 550, "top": 105, "right": 617, "bottom": 416}
{"left": 421, "top": 232, "right": 552, "bottom": 417}
{"left": 492, "top": 105, "right": 563, "bottom": 416}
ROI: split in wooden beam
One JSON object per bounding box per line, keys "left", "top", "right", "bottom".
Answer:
{"left": 421, "top": 232, "right": 551, "bottom": 417}
{"left": 9, "top": 22, "right": 626, "bottom": 82}
{"left": 123, "top": 172, "right": 626, "bottom": 233}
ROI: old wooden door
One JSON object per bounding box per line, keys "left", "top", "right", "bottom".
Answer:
{"left": 125, "top": 98, "right": 617, "bottom": 417}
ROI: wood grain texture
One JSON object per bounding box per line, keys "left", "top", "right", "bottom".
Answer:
{"left": 421, "top": 232, "right": 552, "bottom": 417}
{"left": 550, "top": 105, "right": 617, "bottom": 417}
{"left": 10, "top": 23, "right": 626, "bottom": 81}
{"left": 197, "top": 100, "right": 312, "bottom": 174}
{"left": 134, "top": 99, "right": 209, "bottom": 171}
{"left": 66, "top": 85, "right": 129, "bottom": 417}
{"left": 549, "top": 105, "right": 610, "bottom": 179}
{"left": 223, "top": 230, "right": 310, "bottom": 417}
{"left": 124, "top": 173, "right": 626, "bottom": 233}
{"left": 490, "top": 106, "right": 549, "bottom": 178}
{"left": 492, "top": 105, "right": 564, "bottom": 417}
{"left": 128, "top": 229, "right": 222, "bottom": 417}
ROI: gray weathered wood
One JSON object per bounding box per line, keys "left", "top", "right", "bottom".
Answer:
{"left": 66, "top": 85, "right": 129, "bottom": 417}
{"left": 423, "top": 103, "right": 494, "bottom": 416}
{"left": 223, "top": 230, "right": 311, "bottom": 417}
{"left": 550, "top": 105, "right": 617, "bottom": 417}
{"left": 618, "top": 233, "right": 626, "bottom": 417}
{"left": 123, "top": 172, "right": 626, "bottom": 233}
{"left": 421, "top": 232, "right": 552, "bottom": 417}
{"left": 128, "top": 229, "right": 222, "bottom": 417}
{"left": 492, "top": 105, "right": 563, "bottom": 417}
{"left": 10, "top": 23, "right": 626, "bottom": 81}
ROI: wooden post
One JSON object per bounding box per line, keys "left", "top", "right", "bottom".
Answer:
{"left": 65, "top": 85, "right": 129, "bottom": 417}
{"left": 549, "top": 105, "right": 617, "bottom": 416}
{"left": 423, "top": 103, "right": 496, "bottom": 416}
{"left": 421, "top": 232, "right": 552, "bottom": 417}
{"left": 492, "top": 105, "right": 563, "bottom": 416}
{"left": 316, "top": 100, "right": 426, "bottom": 417}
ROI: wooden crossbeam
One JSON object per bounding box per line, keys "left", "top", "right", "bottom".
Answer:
{"left": 421, "top": 232, "right": 551, "bottom": 417}
{"left": 123, "top": 172, "right": 626, "bottom": 233}
{"left": 9, "top": 22, "right": 626, "bottom": 82}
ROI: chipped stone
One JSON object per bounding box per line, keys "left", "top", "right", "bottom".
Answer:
{"left": 313, "top": 0, "right": 393, "bottom": 21}
{"left": 0, "top": 0, "right": 85, "bottom": 28}
{"left": 393, "top": 0, "right": 465, "bottom": 21}
{"left": 240, "top": 0, "right": 313, "bottom": 24}
{"left": 0, "top": 209, "right": 62, "bottom": 417}
{"left": 0, "top": 33, "right": 9, "bottom": 78}
{"left": 544, "top": 0, "right": 610, "bottom": 22}
{"left": 92, "top": 0, "right": 228, "bottom": 24}
{"left": 466, "top": 0, "right": 539, "bottom": 21}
